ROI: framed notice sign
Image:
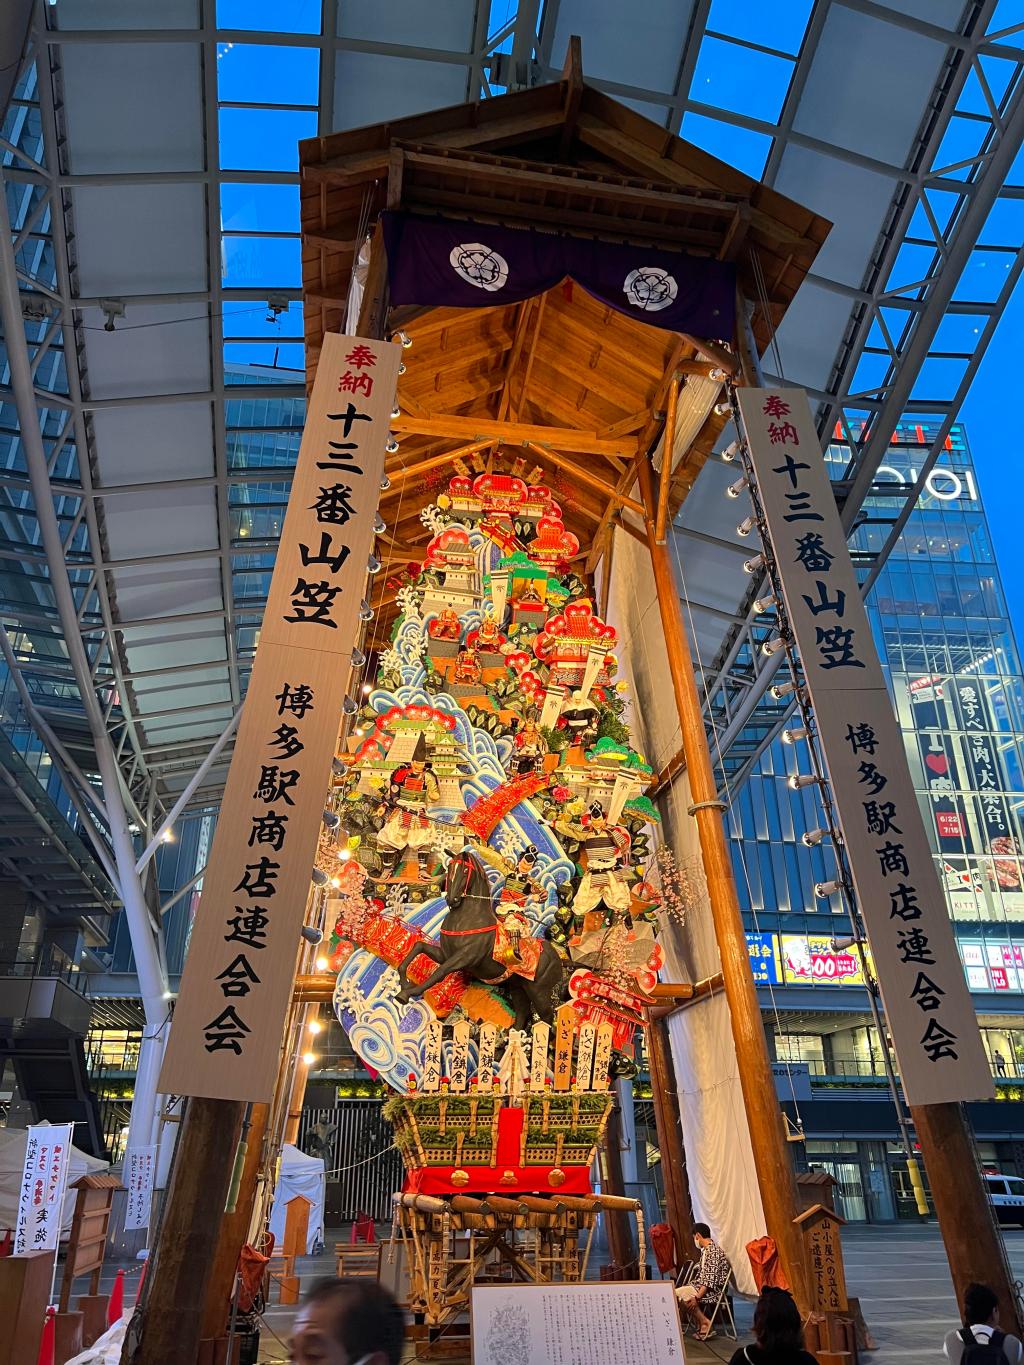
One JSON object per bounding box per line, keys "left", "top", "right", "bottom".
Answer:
{"left": 470, "top": 1282, "right": 685, "bottom": 1365}
{"left": 736, "top": 387, "right": 992, "bottom": 1108}
{"left": 159, "top": 333, "right": 401, "bottom": 1103}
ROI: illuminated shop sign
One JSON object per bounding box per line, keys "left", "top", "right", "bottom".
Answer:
{"left": 874, "top": 464, "right": 979, "bottom": 503}
{"left": 745, "top": 932, "right": 782, "bottom": 985}
{"left": 959, "top": 940, "right": 1024, "bottom": 993}
{"left": 781, "top": 935, "right": 873, "bottom": 988}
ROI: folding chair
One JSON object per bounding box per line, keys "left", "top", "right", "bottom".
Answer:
{"left": 702, "top": 1273, "right": 738, "bottom": 1341}
{"left": 674, "top": 1260, "right": 697, "bottom": 1290}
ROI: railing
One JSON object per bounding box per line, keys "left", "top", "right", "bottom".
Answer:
{"left": 785, "top": 1058, "right": 1023, "bottom": 1082}
{"left": 0, "top": 947, "right": 89, "bottom": 996}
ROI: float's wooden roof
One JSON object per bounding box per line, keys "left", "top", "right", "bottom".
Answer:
{"left": 299, "top": 53, "right": 830, "bottom": 623}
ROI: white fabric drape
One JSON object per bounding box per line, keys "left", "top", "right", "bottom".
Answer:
{"left": 605, "top": 526, "right": 765, "bottom": 1293}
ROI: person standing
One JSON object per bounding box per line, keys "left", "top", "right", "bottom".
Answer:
{"left": 676, "top": 1222, "right": 732, "bottom": 1341}
{"left": 944, "top": 1283, "right": 1024, "bottom": 1363}
{"left": 728, "top": 1288, "right": 819, "bottom": 1365}
{"left": 289, "top": 1278, "right": 405, "bottom": 1365}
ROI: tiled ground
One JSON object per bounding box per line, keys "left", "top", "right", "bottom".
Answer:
{"left": 66, "top": 1222, "right": 1024, "bottom": 1362}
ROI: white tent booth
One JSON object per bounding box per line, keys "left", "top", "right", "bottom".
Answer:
{"left": 0, "top": 1125, "right": 110, "bottom": 1239}
{"left": 268, "top": 1143, "right": 326, "bottom": 1256}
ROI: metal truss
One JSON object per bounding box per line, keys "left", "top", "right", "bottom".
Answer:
{"left": 606, "top": 0, "right": 1024, "bottom": 796}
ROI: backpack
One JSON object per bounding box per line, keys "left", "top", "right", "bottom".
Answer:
{"left": 959, "top": 1327, "right": 1009, "bottom": 1365}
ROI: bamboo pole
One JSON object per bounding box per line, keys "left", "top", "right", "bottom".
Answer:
{"left": 636, "top": 457, "right": 809, "bottom": 1309}
{"left": 654, "top": 375, "right": 679, "bottom": 543}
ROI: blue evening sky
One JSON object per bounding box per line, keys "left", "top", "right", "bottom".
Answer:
{"left": 212, "top": 0, "right": 1022, "bottom": 644}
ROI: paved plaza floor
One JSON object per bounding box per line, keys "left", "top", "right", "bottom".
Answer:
{"left": 246, "top": 1223, "right": 1024, "bottom": 1363}
{"left": 66, "top": 1221, "right": 1024, "bottom": 1361}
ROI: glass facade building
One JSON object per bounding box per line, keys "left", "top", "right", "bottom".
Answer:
{"left": 729, "top": 421, "right": 1024, "bottom": 1218}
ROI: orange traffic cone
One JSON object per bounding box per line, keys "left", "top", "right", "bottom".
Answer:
{"left": 107, "top": 1268, "right": 124, "bottom": 1325}
{"left": 37, "top": 1306, "right": 55, "bottom": 1365}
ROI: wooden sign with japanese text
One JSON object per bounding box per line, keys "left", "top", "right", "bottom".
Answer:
{"left": 796, "top": 1204, "right": 848, "bottom": 1314}
{"left": 737, "top": 388, "right": 991, "bottom": 1107}
{"left": 553, "top": 1004, "right": 574, "bottom": 1092}
{"left": 160, "top": 334, "right": 401, "bottom": 1102}
{"left": 530, "top": 1021, "right": 551, "bottom": 1092}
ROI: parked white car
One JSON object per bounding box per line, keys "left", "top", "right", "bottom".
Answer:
{"left": 984, "top": 1172, "right": 1024, "bottom": 1227}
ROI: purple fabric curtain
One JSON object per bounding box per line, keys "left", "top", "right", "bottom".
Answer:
{"left": 382, "top": 211, "right": 735, "bottom": 338}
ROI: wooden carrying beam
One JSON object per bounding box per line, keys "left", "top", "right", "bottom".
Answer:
{"left": 391, "top": 413, "right": 635, "bottom": 457}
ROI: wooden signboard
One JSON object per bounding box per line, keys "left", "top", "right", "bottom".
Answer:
{"left": 553, "top": 1004, "right": 574, "bottom": 1093}
{"left": 159, "top": 333, "right": 401, "bottom": 1103}
{"left": 59, "top": 1174, "right": 124, "bottom": 1312}
{"left": 796, "top": 1203, "right": 848, "bottom": 1314}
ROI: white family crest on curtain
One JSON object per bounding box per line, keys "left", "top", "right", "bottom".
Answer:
{"left": 449, "top": 242, "right": 510, "bottom": 291}
{"left": 623, "top": 266, "right": 678, "bottom": 311}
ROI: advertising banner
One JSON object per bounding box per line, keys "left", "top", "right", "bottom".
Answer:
{"left": 737, "top": 387, "right": 992, "bottom": 1106}
{"left": 160, "top": 334, "right": 401, "bottom": 1102}
{"left": 13, "top": 1123, "right": 74, "bottom": 1256}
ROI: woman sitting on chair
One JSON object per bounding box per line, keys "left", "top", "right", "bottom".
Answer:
{"left": 676, "top": 1223, "right": 732, "bottom": 1341}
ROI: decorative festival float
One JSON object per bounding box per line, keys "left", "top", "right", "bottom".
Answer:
{"left": 318, "top": 470, "right": 666, "bottom": 1321}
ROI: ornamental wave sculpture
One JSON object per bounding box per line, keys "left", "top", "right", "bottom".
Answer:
{"left": 318, "top": 473, "right": 670, "bottom": 1316}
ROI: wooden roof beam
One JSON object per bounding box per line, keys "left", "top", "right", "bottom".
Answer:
{"left": 391, "top": 413, "right": 634, "bottom": 457}
{"left": 524, "top": 442, "right": 644, "bottom": 515}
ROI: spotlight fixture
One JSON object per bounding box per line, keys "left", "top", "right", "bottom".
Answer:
{"left": 359, "top": 600, "right": 373, "bottom": 622}
{"left": 379, "top": 474, "right": 391, "bottom": 491}
{"left": 762, "top": 636, "right": 786, "bottom": 657}
{"left": 391, "top": 404, "right": 401, "bottom": 420}
{"left": 322, "top": 810, "right": 340, "bottom": 829}
{"left": 714, "top": 401, "right": 731, "bottom": 417}
{"left": 726, "top": 476, "right": 749, "bottom": 499}
{"left": 709, "top": 368, "right": 727, "bottom": 382}
{"left": 385, "top": 436, "right": 399, "bottom": 454}
{"left": 301, "top": 925, "right": 324, "bottom": 944}
{"left": 743, "top": 554, "right": 764, "bottom": 575}
{"left": 720, "top": 440, "right": 740, "bottom": 462}
{"left": 814, "top": 880, "right": 842, "bottom": 898}
{"left": 397, "top": 331, "right": 412, "bottom": 348}
{"left": 830, "top": 935, "right": 857, "bottom": 951}
{"left": 788, "top": 773, "right": 820, "bottom": 790}
{"left": 342, "top": 696, "right": 358, "bottom": 715}
{"left": 373, "top": 515, "right": 386, "bottom": 533}
{"left": 752, "top": 594, "right": 777, "bottom": 614}
{"left": 736, "top": 516, "right": 756, "bottom": 538}
{"left": 367, "top": 554, "right": 381, "bottom": 574}
{"left": 311, "top": 868, "right": 328, "bottom": 887}
{"left": 770, "top": 679, "right": 797, "bottom": 700}
{"left": 398, "top": 362, "right": 406, "bottom": 375}
{"left": 782, "top": 726, "right": 809, "bottom": 745}
{"left": 351, "top": 648, "right": 366, "bottom": 668}
{"left": 802, "top": 828, "right": 828, "bottom": 847}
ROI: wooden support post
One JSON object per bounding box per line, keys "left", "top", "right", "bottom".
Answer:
{"left": 911, "top": 1101, "right": 1022, "bottom": 1335}
{"left": 199, "top": 1101, "right": 271, "bottom": 1342}
{"left": 600, "top": 1104, "right": 636, "bottom": 1274}
{"left": 654, "top": 375, "right": 679, "bottom": 543}
{"left": 125, "top": 1097, "right": 246, "bottom": 1365}
{"left": 637, "top": 457, "right": 809, "bottom": 1310}
{"left": 645, "top": 1013, "right": 694, "bottom": 1263}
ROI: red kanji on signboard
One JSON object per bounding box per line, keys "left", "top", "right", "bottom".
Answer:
{"left": 344, "top": 344, "right": 376, "bottom": 369}
{"left": 338, "top": 370, "right": 373, "bottom": 396}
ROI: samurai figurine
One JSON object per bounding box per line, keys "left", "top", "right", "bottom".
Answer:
{"left": 375, "top": 733, "right": 440, "bottom": 880}
{"left": 429, "top": 607, "right": 461, "bottom": 641}
{"left": 511, "top": 712, "right": 546, "bottom": 775}
{"left": 571, "top": 802, "right": 632, "bottom": 928}
{"left": 560, "top": 691, "right": 601, "bottom": 748}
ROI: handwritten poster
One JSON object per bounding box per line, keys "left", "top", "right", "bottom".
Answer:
{"left": 160, "top": 334, "right": 401, "bottom": 1102}
{"left": 124, "top": 1145, "right": 157, "bottom": 1231}
{"left": 13, "top": 1123, "right": 74, "bottom": 1256}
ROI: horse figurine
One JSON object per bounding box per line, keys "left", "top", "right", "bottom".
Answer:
{"left": 395, "top": 848, "right": 565, "bottom": 1027}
